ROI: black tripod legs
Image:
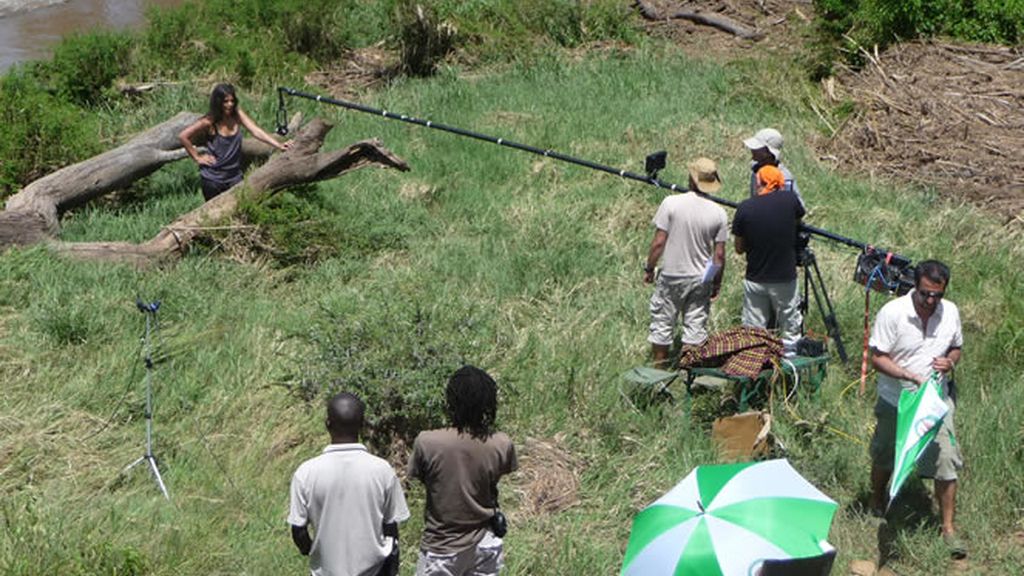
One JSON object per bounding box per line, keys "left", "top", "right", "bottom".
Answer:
{"left": 801, "top": 252, "right": 849, "bottom": 364}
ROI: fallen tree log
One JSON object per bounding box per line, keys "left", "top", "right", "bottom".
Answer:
{"left": 635, "top": 0, "right": 764, "bottom": 41}
{"left": 3, "top": 112, "right": 200, "bottom": 242}
{"left": 1, "top": 111, "right": 301, "bottom": 247}
{"left": 53, "top": 118, "right": 409, "bottom": 265}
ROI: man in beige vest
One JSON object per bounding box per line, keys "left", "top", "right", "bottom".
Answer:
{"left": 643, "top": 157, "right": 729, "bottom": 367}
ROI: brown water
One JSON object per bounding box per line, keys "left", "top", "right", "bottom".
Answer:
{"left": 0, "top": 0, "right": 183, "bottom": 71}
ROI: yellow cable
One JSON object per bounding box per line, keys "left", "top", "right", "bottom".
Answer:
{"left": 827, "top": 426, "right": 866, "bottom": 446}
{"left": 840, "top": 377, "right": 860, "bottom": 398}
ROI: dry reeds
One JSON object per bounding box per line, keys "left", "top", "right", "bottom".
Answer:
{"left": 826, "top": 40, "right": 1024, "bottom": 222}
{"left": 512, "top": 436, "right": 581, "bottom": 518}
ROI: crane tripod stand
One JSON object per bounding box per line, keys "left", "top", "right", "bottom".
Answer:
{"left": 122, "top": 299, "right": 170, "bottom": 499}
{"left": 797, "top": 241, "right": 849, "bottom": 364}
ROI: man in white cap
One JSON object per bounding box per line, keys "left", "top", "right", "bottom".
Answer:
{"left": 642, "top": 157, "right": 729, "bottom": 368}
{"left": 743, "top": 127, "right": 805, "bottom": 208}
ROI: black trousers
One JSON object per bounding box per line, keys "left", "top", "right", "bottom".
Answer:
{"left": 201, "top": 178, "right": 238, "bottom": 201}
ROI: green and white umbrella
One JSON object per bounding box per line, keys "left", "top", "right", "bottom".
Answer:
{"left": 621, "top": 459, "right": 836, "bottom": 576}
{"left": 888, "top": 371, "right": 950, "bottom": 507}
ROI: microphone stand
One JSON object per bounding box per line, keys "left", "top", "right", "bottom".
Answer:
{"left": 122, "top": 299, "right": 170, "bottom": 499}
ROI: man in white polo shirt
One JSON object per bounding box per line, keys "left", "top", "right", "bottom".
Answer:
{"left": 867, "top": 260, "right": 965, "bottom": 558}
{"left": 289, "top": 392, "right": 410, "bottom": 576}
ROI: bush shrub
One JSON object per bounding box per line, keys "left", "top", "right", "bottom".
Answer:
{"left": 139, "top": 0, "right": 311, "bottom": 87}
{"left": 291, "top": 303, "right": 479, "bottom": 455}
{"left": 234, "top": 188, "right": 409, "bottom": 267}
{"left": 810, "top": 0, "right": 1024, "bottom": 78}
{"left": 45, "top": 31, "right": 133, "bottom": 106}
{"left": 397, "top": 2, "right": 458, "bottom": 76}
{"left": 401, "top": 0, "right": 639, "bottom": 64}
{"left": 0, "top": 72, "right": 99, "bottom": 198}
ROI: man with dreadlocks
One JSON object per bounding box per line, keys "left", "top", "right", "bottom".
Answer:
{"left": 408, "top": 365, "right": 518, "bottom": 576}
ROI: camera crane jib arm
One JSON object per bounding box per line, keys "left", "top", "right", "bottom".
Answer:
{"left": 276, "top": 86, "right": 913, "bottom": 288}
{"left": 277, "top": 87, "right": 694, "bottom": 193}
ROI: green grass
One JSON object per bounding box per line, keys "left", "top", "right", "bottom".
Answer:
{"left": 2, "top": 42, "right": 1023, "bottom": 576}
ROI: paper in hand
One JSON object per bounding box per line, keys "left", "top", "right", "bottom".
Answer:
{"left": 702, "top": 258, "right": 721, "bottom": 284}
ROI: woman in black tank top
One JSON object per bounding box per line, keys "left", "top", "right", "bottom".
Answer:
{"left": 178, "top": 83, "right": 291, "bottom": 201}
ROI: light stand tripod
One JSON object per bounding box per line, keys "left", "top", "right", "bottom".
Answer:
{"left": 798, "top": 246, "right": 849, "bottom": 364}
{"left": 122, "top": 299, "right": 170, "bottom": 499}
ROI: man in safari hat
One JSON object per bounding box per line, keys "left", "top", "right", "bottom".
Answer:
{"left": 744, "top": 127, "right": 805, "bottom": 208}
{"left": 642, "top": 157, "right": 729, "bottom": 367}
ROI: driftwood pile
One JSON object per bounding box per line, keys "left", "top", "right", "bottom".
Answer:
{"left": 0, "top": 114, "right": 409, "bottom": 265}
{"left": 825, "top": 41, "right": 1024, "bottom": 222}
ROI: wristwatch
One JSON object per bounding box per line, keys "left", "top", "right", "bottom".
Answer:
{"left": 643, "top": 263, "right": 655, "bottom": 274}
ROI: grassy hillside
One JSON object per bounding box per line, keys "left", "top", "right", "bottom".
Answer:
{"left": 2, "top": 30, "right": 1024, "bottom": 576}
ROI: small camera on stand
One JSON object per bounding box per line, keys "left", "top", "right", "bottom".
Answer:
{"left": 795, "top": 231, "right": 813, "bottom": 267}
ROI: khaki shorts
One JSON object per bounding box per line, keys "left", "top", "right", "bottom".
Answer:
{"left": 648, "top": 274, "right": 712, "bottom": 347}
{"left": 415, "top": 532, "right": 504, "bottom": 576}
{"left": 870, "top": 397, "right": 963, "bottom": 481}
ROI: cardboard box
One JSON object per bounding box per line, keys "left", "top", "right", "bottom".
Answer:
{"left": 711, "top": 411, "right": 772, "bottom": 461}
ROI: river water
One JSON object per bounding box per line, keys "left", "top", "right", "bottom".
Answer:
{"left": 0, "top": 0, "right": 183, "bottom": 71}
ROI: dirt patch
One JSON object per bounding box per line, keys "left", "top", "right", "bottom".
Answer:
{"left": 511, "top": 436, "right": 582, "bottom": 517}
{"left": 636, "top": 0, "right": 814, "bottom": 58}
{"left": 822, "top": 40, "right": 1024, "bottom": 223}
{"left": 305, "top": 44, "right": 399, "bottom": 99}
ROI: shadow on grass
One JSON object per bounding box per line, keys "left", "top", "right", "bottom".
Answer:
{"left": 857, "top": 478, "right": 941, "bottom": 567}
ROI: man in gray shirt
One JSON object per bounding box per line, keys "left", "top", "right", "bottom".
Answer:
{"left": 643, "top": 157, "right": 729, "bottom": 367}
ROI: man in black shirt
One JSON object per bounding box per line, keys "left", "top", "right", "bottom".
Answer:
{"left": 732, "top": 164, "right": 806, "bottom": 355}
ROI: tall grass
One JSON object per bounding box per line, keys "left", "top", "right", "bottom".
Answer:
{"left": 2, "top": 40, "right": 1023, "bottom": 576}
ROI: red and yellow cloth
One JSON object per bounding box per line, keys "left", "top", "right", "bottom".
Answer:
{"left": 678, "top": 326, "right": 783, "bottom": 379}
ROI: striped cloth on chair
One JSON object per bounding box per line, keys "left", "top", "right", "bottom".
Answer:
{"left": 678, "top": 326, "right": 783, "bottom": 379}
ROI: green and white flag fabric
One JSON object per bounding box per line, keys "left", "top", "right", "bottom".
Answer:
{"left": 621, "top": 459, "right": 836, "bottom": 576}
{"left": 888, "top": 371, "right": 949, "bottom": 507}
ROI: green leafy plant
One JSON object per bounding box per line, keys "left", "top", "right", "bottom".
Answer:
{"left": 292, "top": 303, "right": 482, "bottom": 455}
{"left": 45, "top": 31, "right": 133, "bottom": 106}
{"left": 810, "top": 0, "right": 1024, "bottom": 78}
{"left": 0, "top": 71, "right": 98, "bottom": 198}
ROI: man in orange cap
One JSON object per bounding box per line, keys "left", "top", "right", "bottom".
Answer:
{"left": 643, "top": 157, "right": 729, "bottom": 367}
{"left": 732, "top": 164, "right": 806, "bottom": 355}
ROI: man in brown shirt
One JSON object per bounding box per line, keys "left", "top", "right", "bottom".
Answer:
{"left": 408, "top": 365, "right": 518, "bottom": 576}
